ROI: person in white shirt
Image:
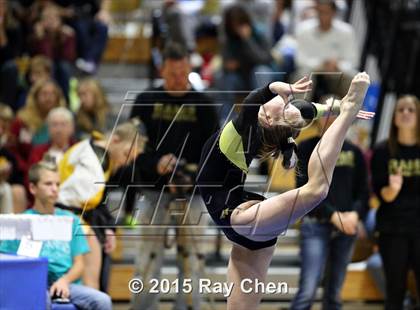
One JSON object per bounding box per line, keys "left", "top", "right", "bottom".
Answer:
{"left": 295, "top": 0, "right": 358, "bottom": 98}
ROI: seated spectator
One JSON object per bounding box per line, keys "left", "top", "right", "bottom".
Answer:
{"left": 16, "top": 55, "right": 53, "bottom": 110}
{"left": 0, "top": 160, "right": 112, "bottom": 310}
{"left": 76, "top": 78, "right": 110, "bottom": 139}
{"left": 0, "top": 103, "right": 26, "bottom": 213}
{"left": 29, "top": 3, "right": 76, "bottom": 98}
{"left": 57, "top": 120, "right": 146, "bottom": 289}
{"left": 160, "top": 0, "right": 195, "bottom": 52}
{"left": 58, "top": 0, "right": 111, "bottom": 74}
{"left": 0, "top": 0, "right": 23, "bottom": 110}
{"left": 9, "top": 79, "right": 66, "bottom": 176}
{"left": 295, "top": 0, "right": 357, "bottom": 99}
{"left": 28, "top": 107, "right": 76, "bottom": 167}
{"left": 216, "top": 3, "right": 276, "bottom": 122}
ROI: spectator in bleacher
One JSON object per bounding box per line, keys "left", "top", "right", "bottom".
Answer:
{"left": 291, "top": 102, "right": 369, "bottom": 310}
{"left": 0, "top": 104, "right": 21, "bottom": 213}
{"left": 75, "top": 78, "right": 110, "bottom": 139}
{"left": 9, "top": 79, "right": 66, "bottom": 178}
{"left": 216, "top": 3, "right": 276, "bottom": 123}
{"left": 30, "top": 3, "right": 76, "bottom": 99}
{"left": 58, "top": 0, "right": 111, "bottom": 74}
{"left": 295, "top": 0, "right": 357, "bottom": 99}
{"left": 16, "top": 55, "right": 53, "bottom": 111}
{"left": 28, "top": 107, "right": 76, "bottom": 167}
{"left": 238, "top": 0, "right": 275, "bottom": 42}
{"left": 370, "top": 95, "right": 420, "bottom": 310}
{"left": 271, "top": 0, "right": 291, "bottom": 45}
{"left": 0, "top": 160, "right": 112, "bottom": 310}
{"left": 160, "top": 0, "right": 195, "bottom": 52}
{"left": 270, "top": 0, "right": 296, "bottom": 84}
{"left": 0, "top": 0, "right": 23, "bottom": 110}
{"left": 129, "top": 42, "right": 219, "bottom": 310}
{"left": 20, "top": 0, "right": 110, "bottom": 74}
{"left": 56, "top": 120, "right": 146, "bottom": 290}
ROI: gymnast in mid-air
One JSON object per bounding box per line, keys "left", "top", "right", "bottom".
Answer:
{"left": 197, "top": 73, "right": 373, "bottom": 309}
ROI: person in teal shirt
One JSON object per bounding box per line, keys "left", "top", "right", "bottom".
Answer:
{"left": 0, "top": 160, "right": 112, "bottom": 310}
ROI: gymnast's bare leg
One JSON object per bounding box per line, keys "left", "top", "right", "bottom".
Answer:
{"left": 226, "top": 72, "right": 371, "bottom": 310}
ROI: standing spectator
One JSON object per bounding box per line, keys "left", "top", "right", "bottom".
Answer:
{"left": 370, "top": 95, "right": 420, "bottom": 310}
{"left": 28, "top": 107, "right": 76, "bottom": 167}
{"left": 0, "top": 160, "right": 112, "bottom": 310}
{"left": 0, "top": 0, "right": 23, "bottom": 110}
{"left": 291, "top": 110, "right": 369, "bottom": 310}
{"left": 295, "top": 0, "right": 357, "bottom": 99}
{"left": 130, "top": 42, "right": 219, "bottom": 310}
{"left": 30, "top": 3, "right": 76, "bottom": 98}
{"left": 216, "top": 3, "right": 276, "bottom": 123}
{"left": 75, "top": 78, "right": 110, "bottom": 139}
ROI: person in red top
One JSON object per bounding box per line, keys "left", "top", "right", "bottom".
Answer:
{"left": 9, "top": 79, "right": 66, "bottom": 180}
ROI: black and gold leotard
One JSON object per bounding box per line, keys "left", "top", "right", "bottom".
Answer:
{"left": 197, "top": 85, "right": 277, "bottom": 250}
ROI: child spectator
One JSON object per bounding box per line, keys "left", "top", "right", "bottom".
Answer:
{"left": 0, "top": 160, "right": 112, "bottom": 309}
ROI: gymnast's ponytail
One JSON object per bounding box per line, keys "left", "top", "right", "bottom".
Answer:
{"left": 281, "top": 137, "right": 298, "bottom": 169}
{"left": 260, "top": 125, "right": 299, "bottom": 170}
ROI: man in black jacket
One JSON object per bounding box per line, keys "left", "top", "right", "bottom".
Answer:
{"left": 130, "top": 42, "right": 219, "bottom": 310}
{"left": 291, "top": 114, "right": 369, "bottom": 310}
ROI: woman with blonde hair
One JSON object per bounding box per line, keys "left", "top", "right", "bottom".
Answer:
{"left": 76, "top": 78, "right": 110, "bottom": 139}
{"left": 10, "top": 79, "right": 66, "bottom": 175}
{"left": 57, "top": 119, "right": 147, "bottom": 290}
{"left": 371, "top": 95, "right": 420, "bottom": 310}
